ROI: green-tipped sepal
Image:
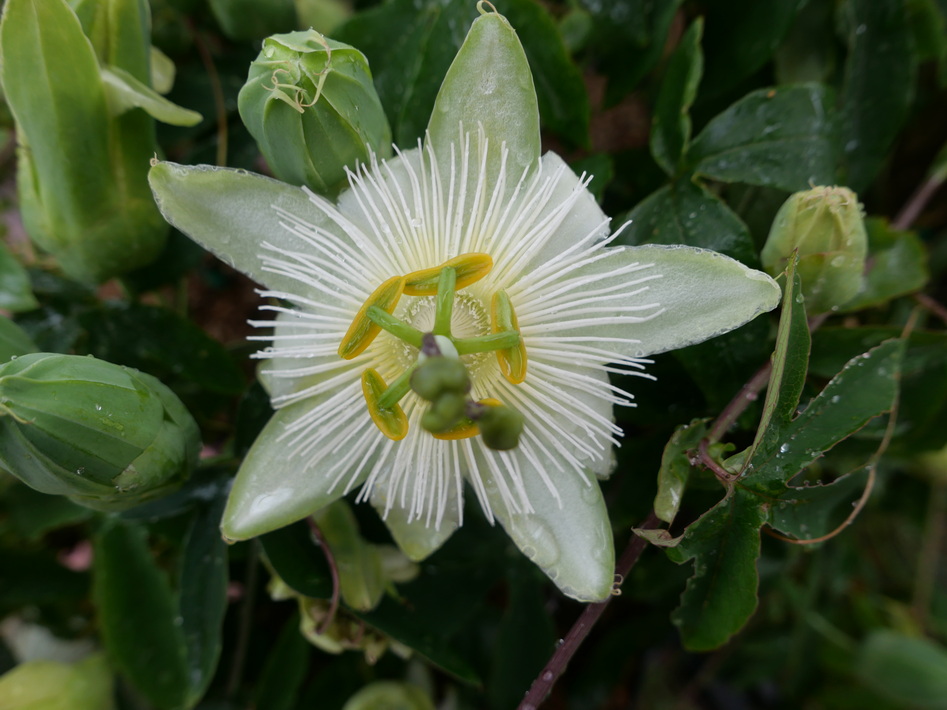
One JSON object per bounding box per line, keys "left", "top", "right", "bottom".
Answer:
{"left": 238, "top": 30, "right": 392, "bottom": 196}
{"left": 761, "top": 186, "right": 868, "bottom": 314}
{"left": 0, "top": 353, "right": 200, "bottom": 510}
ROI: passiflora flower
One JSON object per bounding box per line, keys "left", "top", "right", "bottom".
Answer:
{"left": 149, "top": 6, "right": 780, "bottom": 601}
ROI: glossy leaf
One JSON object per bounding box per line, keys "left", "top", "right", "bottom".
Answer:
{"left": 101, "top": 66, "right": 202, "bottom": 125}
{"left": 654, "top": 419, "right": 709, "bottom": 525}
{"left": 839, "top": 0, "right": 917, "bottom": 192}
{"left": 768, "top": 468, "right": 870, "bottom": 539}
{"left": 260, "top": 519, "right": 334, "bottom": 599}
{"left": 699, "top": 0, "right": 803, "bottom": 97}
{"left": 687, "top": 84, "right": 839, "bottom": 192}
{"left": 0, "top": 315, "right": 39, "bottom": 363}
{"left": 619, "top": 179, "right": 759, "bottom": 266}
{"left": 93, "top": 518, "right": 189, "bottom": 710}
{"left": 841, "top": 218, "right": 929, "bottom": 312}
{"left": 651, "top": 19, "right": 703, "bottom": 175}
{"left": 745, "top": 339, "right": 904, "bottom": 494}
{"left": 179, "top": 497, "right": 229, "bottom": 705}
{"left": 666, "top": 487, "right": 768, "bottom": 651}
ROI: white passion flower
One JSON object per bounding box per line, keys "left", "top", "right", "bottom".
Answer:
{"left": 148, "top": 8, "right": 780, "bottom": 601}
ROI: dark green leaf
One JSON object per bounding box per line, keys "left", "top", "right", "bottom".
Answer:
{"left": 487, "top": 564, "right": 556, "bottom": 710}
{"left": 618, "top": 178, "right": 758, "bottom": 265}
{"left": 841, "top": 218, "right": 929, "bottom": 312}
{"left": 855, "top": 631, "right": 947, "bottom": 708}
{"left": 774, "top": 0, "right": 838, "bottom": 84}
{"left": 93, "top": 518, "right": 189, "bottom": 710}
{"left": 743, "top": 264, "right": 810, "bottom": 467}
{"left": 252, "top": 613, "right": 311, "bottom": 710}
{"left": 578, "top": 0, "right": 681, "bottom": 101}
{"left": 260, "top": 520, "right": 333, "bottom": 599}
{"left": 699, "top": 0, "right": 803, "bottom": 98}
{"left": 746, "top": 339, "right": 904, "bottom": 494}
{"left": 335, "top": 0, "right": 477, "bottom": 145}
{"left": 688, "top": 84, "right": 839, "bottom": 192}
{"left": 179, "top": 497, "right": 229, "bottom": 705}
{"left": 667, "top": 487, "right": 767, "bottom": 651}
{"left": 497, "top": 0, "right": 590, "bottom": 147}
{"left": 1, "top": 482, "right": 92, "bottom": 541}
{"left": 651, "top": 18, "right": 703, "bottom": 175}
{"left": 768, "top": 468, "right": 870, "bottom": 539}
{"left": 839, "top": 0, "right": 917, "bottom": 192}
{"left": 81, "top": 303, "right": 244, "bottom": 395}
{"left": 0, "top": 245, "right": 38, "bottom": 312}
{"left": 654, "top": 419, "right": 709, "bottom": 525}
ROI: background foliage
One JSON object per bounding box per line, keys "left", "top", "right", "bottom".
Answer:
{"left": 1, "top": 0, "right": 946, "bottom": 708}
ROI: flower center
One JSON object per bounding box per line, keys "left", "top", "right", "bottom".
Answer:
{"left": 337, "top": 253, "right": 528, "bottom": 448}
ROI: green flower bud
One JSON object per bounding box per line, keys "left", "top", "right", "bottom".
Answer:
{"left": 238, "top": 29, "right": 392, "bottom": 196}
{"left": 342, "top": 682, "right": 435, "bottom": 710}
{"left": 420, "top": 392, "right": 468, "bottom": 434}
{"left": 0, "top": 0, "right": 201, "bottom": 284}
{"left": 0, "top": 353, "right": 200, "bottom": 510}
{"left": 410, "top": 356, "right": 470, "bottom": 401}
{"left": 0, "top": 654, "right": 114, "bottom": 710}
{"left": 761, "top": 186, "right": 868, "bottom": 314}
{"left": 477, "top": 404, "right": 525, "bottom": 451}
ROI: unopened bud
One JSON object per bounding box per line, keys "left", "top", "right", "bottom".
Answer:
{"left": 238, "top": 30, "right": 391, "bottom": 196}
{"left": 761, "top": 186, "right": 868, "bottom": 314}
{"left": 0, "top": 353, "right": 200, "bottom": 510}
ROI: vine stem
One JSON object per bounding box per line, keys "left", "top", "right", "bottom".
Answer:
{"left": 517, "top": 510, "right": 660, "bottom": 710}
{"left": 306, "top": 517, "right": 341, "bottom": 634}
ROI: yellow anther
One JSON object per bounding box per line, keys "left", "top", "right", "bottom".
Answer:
{"left": 491, "top": 291, "right": 527, "bottom": 384}
{"left": 362, "top": 369, "right": 409, "bottom": 440}
{"left": 338, "top": 276, "right": 406, "bottom": 360}
{"left": 432, "top": 398, "right": 502, "bottom": 440}
{"left": 403, "top": 253, "right": 493, "bottom": 296}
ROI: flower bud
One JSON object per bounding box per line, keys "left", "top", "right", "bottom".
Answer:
{"left": 0, "top": 0, "right": 201, "bottom": 284}
{"left": 238, "top": 30, "right": 392, "bottom": 196}
{"left": 0, "top": 353, "right": 200, "bottom": 510}
{"left": 761, "top": 186, "right": 868, "bottom": 314}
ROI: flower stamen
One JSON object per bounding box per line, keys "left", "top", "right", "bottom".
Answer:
{"left": 338, "top": 275, "right": 406, "bottom": 359}
{"left": 361, "top": 369, "right": 409, "bottom": 441}
{"left": 403, "top": 253, "right": 493, "bottom": 296}
{"left": 491, "top": 290, "right": 527, "bottom": 383}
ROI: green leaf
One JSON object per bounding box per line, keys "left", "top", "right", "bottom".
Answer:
{"left": 746, "top": 339, "right": 904, "bottom": 494}
{"left": 578, "top": 0, "right": 681, "bottom": 100}
{"left": 855, "top": 631, "right": 947, "bottom": 708}
{"left": 427, "top": 7, "right": 540, "bottom": 182}
{"left": 0, "top": 245, "right": 38, "bottom": 312}
{"left": 252, "top": 613, "right": 311, "bottom": 710}
{"left": 774, "top": 0, "right": 837, "bottom": 84}
{"left": 335, "top": 0, "right": 475, "bottom": 146}
{"left": 179, "top": 498, "right": 229, "bottom": 705}
{"left": 840, "top": 218, "right": 929, "bottom": 312}
{"left": 93, "top": 518, "right": 189, "bottom": 710}
{"left": 654, "top": 419, "right": 709, "bottom": 525}
{"left": 619, "top": 179, "right": 759, "bottom": 265}
{"left": 743, "top": 263, "right": 810, "bottom": 468}
{"left": 699, "top": 0, "right": 803, "bottom": 97}
{"left": 839, "top": 0, "right": 917, "bottom": 192}
{"left": 667, "top": 487, "right": 768, "bottom": 651}
{"left": 1, "top": 482, "right": 92, "bottom": 541}
{"left": 687, "top": 84, "right": 839, "bottom": 192}
{"left": 101, "top": 66, "right": 202, "bottom": 125}
{"left": 81, "top": 303, "right": 244, "bottom": 396}
{"left": 0, "top": 315, "right": 39, "bottom": 363}
{"left": 487, "top": 563, "right": 556, "bottom": 710}
{"left": 498, "top": 0, "right": 589, "bottom": 147}
{"left": 650, "top": 18, "right": 703, "bottom": 175}
{"left": 768, "top": 468, "right": 870, "bottom": 539}
{"left": 260, "top": 519, "right": 334, "bottom": 599}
